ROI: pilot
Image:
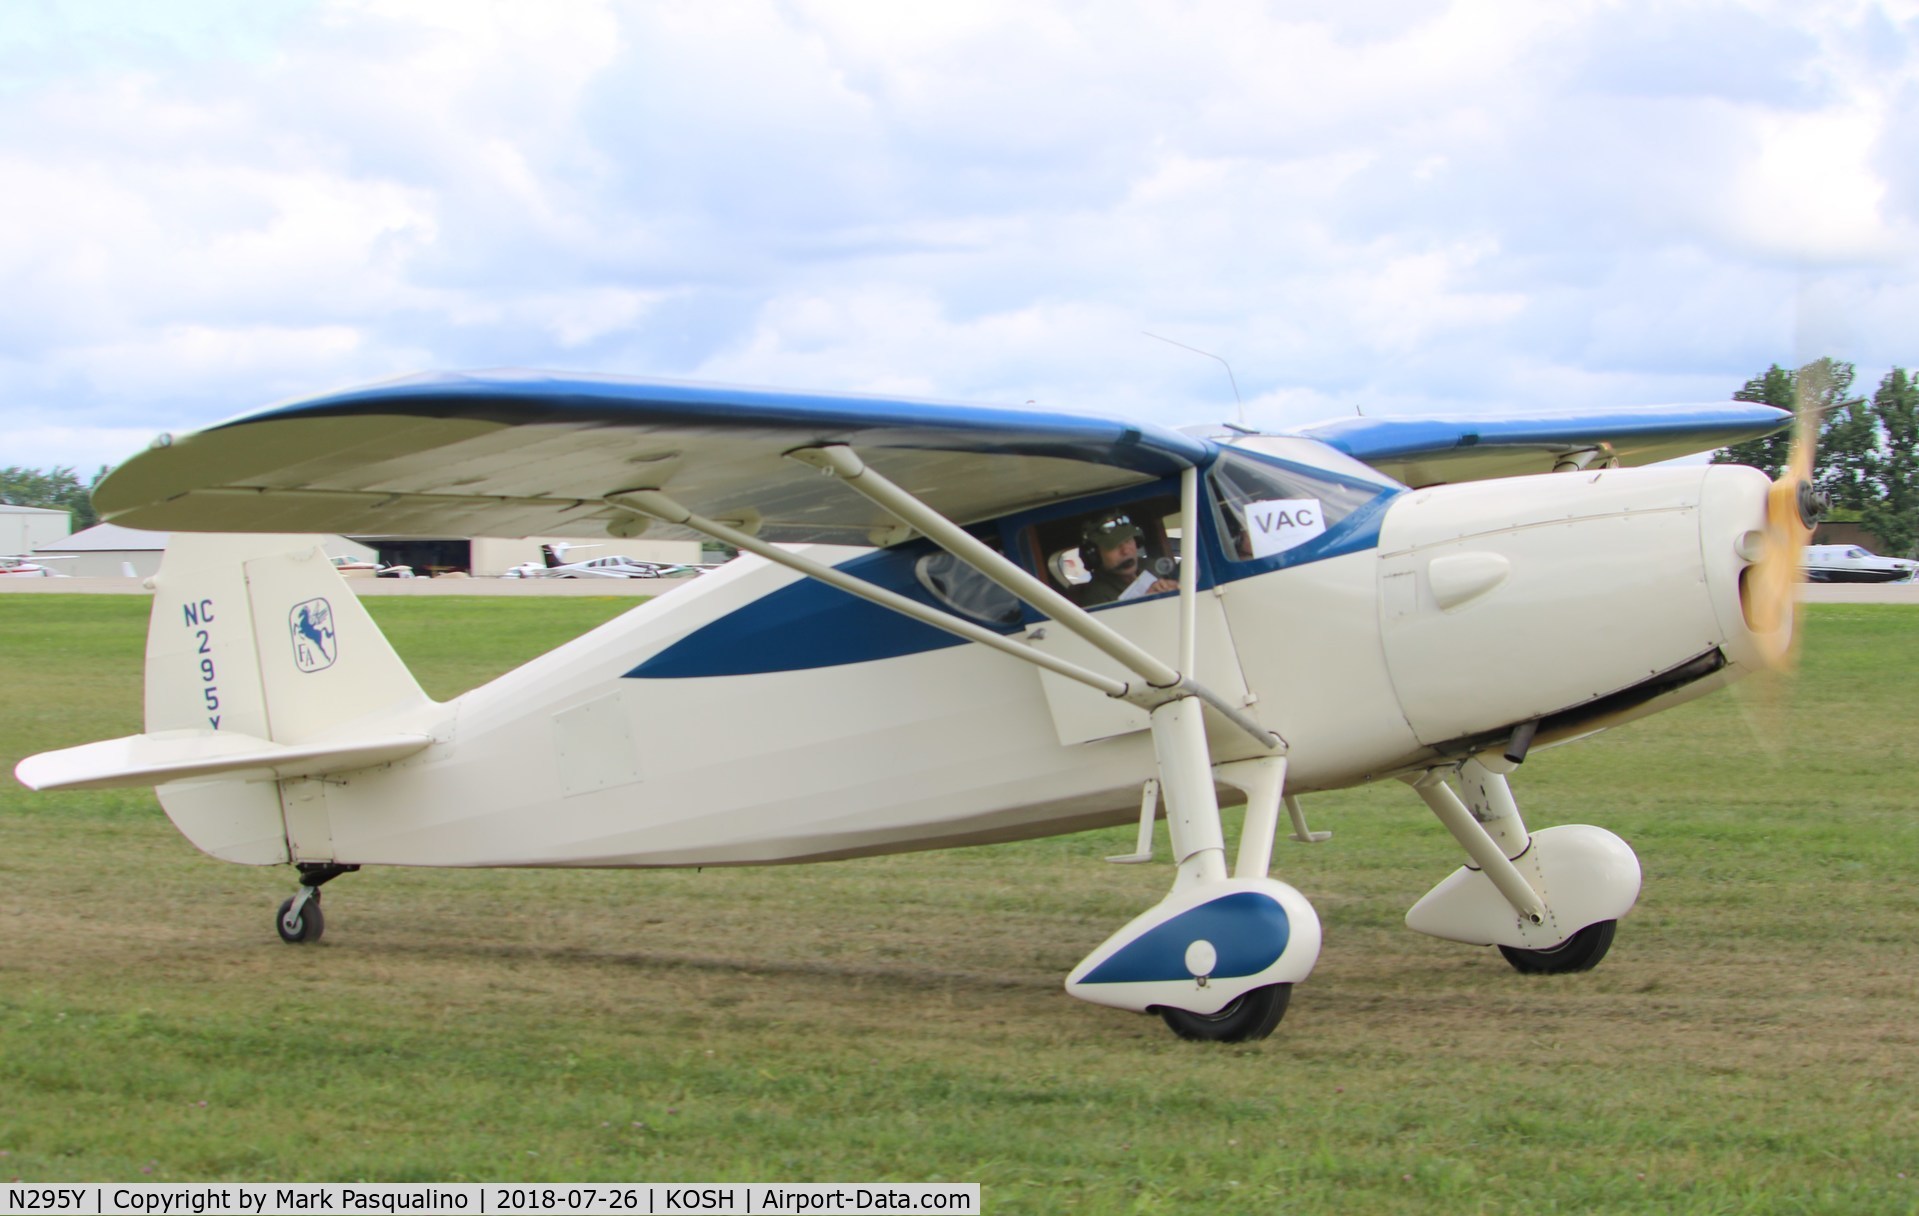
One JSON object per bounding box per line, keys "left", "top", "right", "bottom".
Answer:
{"left": 1077, "top": 512, "right": 1179, "bottom": 606}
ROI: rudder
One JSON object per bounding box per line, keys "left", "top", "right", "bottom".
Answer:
{"left": 147, "top": 534, "right": 430, "bottom": 744}
{"left": 143, "top": 534, "right": 434, "bottom": 864}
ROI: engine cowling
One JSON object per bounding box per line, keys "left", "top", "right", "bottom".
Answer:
{"left": 1375, "top": 463, "right": 1774, "bottom": 749}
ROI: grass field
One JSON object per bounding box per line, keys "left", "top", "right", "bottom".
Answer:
{"left": 2, "top": 594, "right": 1915, "bottom": 1213}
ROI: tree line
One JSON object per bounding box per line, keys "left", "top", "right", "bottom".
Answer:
{"left": 1712, "top": 359, "right": 1919, "bottom": 557}
{"left": 1, "top": 465, "right": 108, "bottom": 530}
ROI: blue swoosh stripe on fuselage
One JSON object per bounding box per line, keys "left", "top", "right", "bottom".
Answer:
{"left": 626, "top": 541, "right": 999, "bottom": 678}
{"left": 622, "top": 488, "right": 1396, "bottom": 679}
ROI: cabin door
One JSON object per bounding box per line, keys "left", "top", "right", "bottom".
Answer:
{"left": 1022, "top": 595, "right": 1252, "bottom": 747}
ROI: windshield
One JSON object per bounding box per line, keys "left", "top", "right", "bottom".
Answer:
{"left": 1231, "top": 436, "right": 1407, "bottom": 491}
{"left": 1208, "top": 446, "right": 1397, "bottom": 562}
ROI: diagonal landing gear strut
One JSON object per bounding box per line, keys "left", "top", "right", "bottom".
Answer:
{"left": 1404, "top": 758, "right": 1638, "bottom": 971}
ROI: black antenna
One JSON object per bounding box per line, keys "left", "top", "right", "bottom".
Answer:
{"left": 1143, "top": 332, "right": 1245, "bottom": 428}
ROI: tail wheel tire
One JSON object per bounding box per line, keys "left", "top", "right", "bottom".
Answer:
{"left": 276, "top": 895, "right": 325, "bottom": 945}
{"left": 1498, "top": 919, "right": 1615, "bottom": 974}
{"left": 1157, "top": 984, "right": 1292, "bottom": 1042}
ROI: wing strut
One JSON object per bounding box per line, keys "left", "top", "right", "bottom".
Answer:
{"left": 612, "top": 447, "right": 1317, "bottom": 1026}
{"left": 778, "top": 444, "right": 1280, "bottom": 749}
{"left": 787, "top": 445, "right": 1184, "bottom": 683}
{"left": 605, "top": 457, "right": 1279, "bottom": 751}
{"left": 602, "top": 490, "right": 1134, "bottom": 699}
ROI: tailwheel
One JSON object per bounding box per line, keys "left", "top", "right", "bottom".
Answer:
{"left": 1498, "top": 919, "right": 1616, "bottom": 974}
{"left": 1156, "top": 984, "right": 1292, "bottom": 1042}
{"left": 276, "top": 894, "right": 325, "bottom": 944}
{"left": 274, "top": 862, "right": 356, "bottom": 944}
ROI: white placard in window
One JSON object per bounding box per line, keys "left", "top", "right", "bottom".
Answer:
{"left": 1244, "top": 497, "right": 1326, "bottom": 557}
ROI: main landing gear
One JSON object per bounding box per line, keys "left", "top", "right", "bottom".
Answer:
{"left": 1404, "top": 758, "right": 1640, "bottom": 970}
{"left": 1064, "top": 729, "right": 1323, "bottom": 1044}
{"left": 275, "top": 862, "right": 358, "bottom": 945}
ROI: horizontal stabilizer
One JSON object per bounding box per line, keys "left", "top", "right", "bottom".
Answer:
{"left": 15, "top": 728, "right": 432, "bottom": 792}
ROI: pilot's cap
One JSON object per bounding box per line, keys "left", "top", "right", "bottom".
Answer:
{"left": 1083, "top": 513, "right": 1143, "bottom": 549}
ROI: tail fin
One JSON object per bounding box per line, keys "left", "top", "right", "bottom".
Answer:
{"left": 542, "top": 543, "right": 565, "bottom": 568}
{"left": 146, "top": 534, "right": 431, "bottom": 743}
{"left": 15, "top": 535, "right": 435, "bottom": 864}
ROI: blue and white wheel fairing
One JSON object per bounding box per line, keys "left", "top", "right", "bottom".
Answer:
{"left": 1065, "top": 877, "right": 1322, "bottom": 1016}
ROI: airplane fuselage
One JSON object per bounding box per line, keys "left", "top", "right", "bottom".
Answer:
{"left": 153, "top": 451, "right": 1777, "bottom": 872}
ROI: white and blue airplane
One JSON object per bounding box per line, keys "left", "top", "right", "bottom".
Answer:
{"left": 14, "top": 371, "right": 1810, "bottom": 1041}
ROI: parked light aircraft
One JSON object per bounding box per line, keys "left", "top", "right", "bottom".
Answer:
{"left": 1, "top": 554, "right": 73, "bottom": 577}
{"left": 506, "top": 543, "right": 696, "bottom": 580}
{"left": 14, "top": 371, "right": 1809, "bottom": 1041}
{"left": 546, "top": 555, "right": 679, "bottom": 579}
{"left": 503, "top": 541, "right": 598, "bottom": 578}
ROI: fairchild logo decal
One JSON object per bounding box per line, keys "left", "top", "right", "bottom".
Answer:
{"left": 290, "top": 598, "right": 338, "bottom": 672}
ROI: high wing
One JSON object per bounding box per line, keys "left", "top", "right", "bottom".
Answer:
{"left": 94, "top": 371, "right": 1791, "bottom": 540}
{"left": 96, "top": 371, "right": 1211, "bottom": 543}
{"left": 1287, "top": 403, "right": 1788, "bottom": 486}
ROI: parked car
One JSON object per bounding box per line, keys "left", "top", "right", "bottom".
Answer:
{"left": 1802, "top": 544, "right": 1918, "bottom": 584}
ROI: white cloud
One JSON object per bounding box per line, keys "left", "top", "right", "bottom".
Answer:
{"left": 1, "top": 0, "right": 1916, "bottom": 471}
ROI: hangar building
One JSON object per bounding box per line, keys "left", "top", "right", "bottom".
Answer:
{"left": 2, "top": 503, "right": 72, "bottom": 554}
{"left": 34, "top": 526, "right": 377, "bottom": 579}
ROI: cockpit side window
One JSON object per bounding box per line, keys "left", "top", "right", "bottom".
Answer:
{"left": 1027, "top": 493, "right": 1184, "bottom": 608}
{"left": 1209, "top": 449, "right": 1386, "bottom": 562}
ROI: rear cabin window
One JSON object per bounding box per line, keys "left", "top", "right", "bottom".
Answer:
{"left": 914, "top": 550, "right": 1022, "bottom": 625}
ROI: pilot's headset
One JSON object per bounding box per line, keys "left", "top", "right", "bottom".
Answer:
{"left": 1080, "top": 512, "right": 1144, "bottom": 572}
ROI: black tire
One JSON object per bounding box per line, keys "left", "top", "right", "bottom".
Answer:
{"left": 1156, "top": 984, "right": 1292, "bottom": 1042}
{"left": 1498, "top": 919, "right": 1615, "bottom": 974}
{"left": 276, "top": 895, "right": 325, "bottom": 945}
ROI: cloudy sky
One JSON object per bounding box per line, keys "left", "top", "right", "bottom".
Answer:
{"left": 5, "top": 0, "right": 1916, "bottom": 471}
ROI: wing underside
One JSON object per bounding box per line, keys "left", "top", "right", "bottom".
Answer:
{"left": 96, "top": 371, "right": 1212, "bottom": 543}
{"left": 1290, "top": 403, "right": 1789, "bottom": 485}
{"left": 95, "top": 372, "right": 1792, "bottom": 541}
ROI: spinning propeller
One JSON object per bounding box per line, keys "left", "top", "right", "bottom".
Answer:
{"left": 1740, "top": 382, "right": 1827, "bottom": 669}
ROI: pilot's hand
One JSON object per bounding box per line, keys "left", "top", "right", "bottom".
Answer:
{"left": 1148, "top": 578, "right": 1179, "bottom": 595}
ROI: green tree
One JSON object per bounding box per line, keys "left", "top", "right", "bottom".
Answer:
{"left": 1808, "top": 361, "right": 1878, "bottom": 512}
{"left": 1714, "top": 363, "right": 1798, "bottom": 476}
{"left": 1712, "top": 359, "right": 1869, "bottom": 508}
{"left": 1859, "top": 368, "right": 1919, "bottom": 557}
{"left": 1717, "top": 361, "right": 1919, "bottom": 558}
{"left": 0, "top": 465, "right": 108, "bottom": 530}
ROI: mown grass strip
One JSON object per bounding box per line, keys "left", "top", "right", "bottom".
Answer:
{"left": 1, "top": 596, "right": 1914, "bottom": 1212}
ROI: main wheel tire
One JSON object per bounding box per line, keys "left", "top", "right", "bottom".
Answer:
{"left": 1498, "top": 919, "right": 1615, "bottom": 974}
{"left": 1157, "top": 984, "right": 1292, "bottom": 1042}
{"left": 276, "top": 896, "right": 325, "bottom": 945}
